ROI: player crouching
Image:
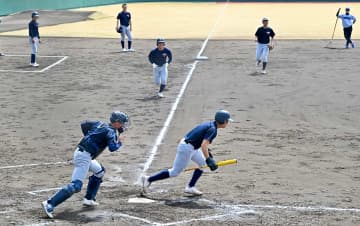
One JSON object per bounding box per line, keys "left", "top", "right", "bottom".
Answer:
{"left": 41, "top": 111, "right": 129, "bottom": 219}
{"left": 142, "top": 110, "right": 232, "bottom": 195}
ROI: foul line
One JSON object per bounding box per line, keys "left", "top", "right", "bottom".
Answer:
{"left": 0, "top": 161, "right": 70, "bottom": 170}
{"left": 138, "top": 0, "right": 229, "bottom": 182}
{"left": 27, "top": 187, "right": 61, "bottom": 196}
{"left": 0, "top": 54, "right": 68, "bottom": 73}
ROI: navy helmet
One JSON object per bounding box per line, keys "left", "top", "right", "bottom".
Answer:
{"left": 156, "top": 38, "right": 166, "bottom": 45}
{"left": 32, "top": 11, "right": 39, "bottom": 18}
{"left": 110, "top": 111, "right": 129, "bottom": 127}
{"left": 215, "top": 110, "right": 233, "bottom": 124}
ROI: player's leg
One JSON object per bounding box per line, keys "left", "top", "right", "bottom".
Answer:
{"left": 83, "top": 160, "right": 105, "bottom": 206}
{"left": 142, "top": 142, "right": 193, "bottom": 190}
{"left": 42, "top": 149, "right": 91, "bottom": 218}
{"left": 344, "top": 27, "right": 351, "bottom": 48}
{"left": 185, "top": 149, "right": 206, "bottom": 195}
{"left": 120, "top": 26, "right": 126, "bottom": 51}
{"left": 348, "top": 27, "right": 354, "bottom": 48}
{"left": 255, "top": 43, "right": 262, "bottom": 68}
{"left": 29, "top": 37, "right": 38, "bottom": 66}
{"left": 261, "top": 45, "right": 269, "bottom": 74}
{"left": 126, "top": 26, "right": 133, "bottom": 50}
{"left": 159, "top": 65, "right": 168, "bottom": 96}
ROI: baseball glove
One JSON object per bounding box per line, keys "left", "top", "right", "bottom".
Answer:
{"left": 117, "top": 27, "right": 123, "bottom": 34}
{"left": 268, "top": 44, "right": 274, "bottom": 51}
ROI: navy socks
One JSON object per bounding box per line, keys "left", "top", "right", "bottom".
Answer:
{"left": 149, "top": 169, "right": 170, "bottom": 183}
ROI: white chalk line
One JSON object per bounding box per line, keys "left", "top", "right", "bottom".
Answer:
{"left": 138, "top": 0, "right": 229, "bottom": 183}
{"left": 27, "top": 187, "right": 61, "bottom": 196}
{"left": 0, "top": 54, "right": 68, "bottom": 73}
{"left": 0, "top": 161, "right": 71, "bottom": 170}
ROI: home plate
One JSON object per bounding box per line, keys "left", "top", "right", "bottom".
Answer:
{"left": 128, "top": 197, "right": 156, "bottom": 204}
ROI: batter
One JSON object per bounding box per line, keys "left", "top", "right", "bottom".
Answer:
{"left": 142, "top": 110, "right": 232, "bottom": 195}
{"left": 41, "top": 111, "right": 129, "bottom": 219}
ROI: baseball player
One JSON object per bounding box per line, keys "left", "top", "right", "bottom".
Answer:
{"left": 337, "top": 7, "right": 356, "bottom": 48}
{"left": 255, "top": 17, "right": 275, "bottom": 74}
{"left": 148, "top": 38, "right": 172, "bottom": 98}
{"left": 142, "top": 110, "right": 232, "bottom": 195}
{"left": 0, "top": 19, "right": 4, "bottom": 56}
{"left": 116, "top": 4, "right": 134, "bottom": 52}
{"left": 29, "top": 11, "right": 41, "bottom": 67}
{"left": 41, "top": 111, "right": 129, "bottom": 219}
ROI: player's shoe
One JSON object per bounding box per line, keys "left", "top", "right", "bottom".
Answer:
{"left": 128, "top": 48, "right": 135, "bottom": 52}
{"left": 0, "top": 53, "right": 4, "bottom": 56}
{"left": 41, "top": 201, "right": 54, "bottom": 219}
{"left": 184, "top": 186, "right": 203, "bottom": 196}
{"left": 141, "top": 175, "right": 151, "bottom": 193}
{"left": 30, "top": 63, "right": 39, "bottom": 67}
{"left": 122, "top": 48, "right": 128, "bottom": 52}
{"left": 83, "top": 198, "right": 99, "bottom": 207}
{"left": 352, "top": 43, "right": 355, "bottom": 48}
{"left": 261, "top": 70, "right": 267, "bottom": 74}
{"left": 158, "top": 92, "right": 164, "bottom": 98}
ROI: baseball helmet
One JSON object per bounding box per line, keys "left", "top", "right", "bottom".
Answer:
{"left": 110, "top": 111, "right": 130, "bottom": 126}
{"left": 32, "top": 11, "right": 39, "bottom": 18}
{"left": 215, "top": 110, "right": 233, "bottom": 124}
{"left": 156, "top": 38, "right": 166, "bottom": 45}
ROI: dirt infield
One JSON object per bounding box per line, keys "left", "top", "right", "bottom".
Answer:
{"left": 0, "top": 36, "right": 359, "bottom": 225}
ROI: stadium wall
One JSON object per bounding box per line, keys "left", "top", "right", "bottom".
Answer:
{"left": 0, "top": 0, "right": 359, "bottom": 16}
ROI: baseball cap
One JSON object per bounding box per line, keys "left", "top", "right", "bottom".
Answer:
{"left": 32, "top": 11, "right": 39, "bottom": 18}
{"left": 262, "top": 17, "right": 269, "bottom": 21}
{"left": 345, "top": 7, "right": 350, "bottom": 11}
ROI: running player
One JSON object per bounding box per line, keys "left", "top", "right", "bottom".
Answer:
{"left": 29, "top": 11, "right": 41, "bottom": 67}
{"left": 337, "top": 7, "right": 356, "bottom": 48}
{"left": 148, "top": 38, "right": 172, "bottom": 98}
{"left": 142, "top": 110, "right": 232, "bottom": 195}
{"left": 41, "top": 111, "right": 129, "bottom": 219}
{"left": 255, "top": 17, "right": 275, "bottom": 74}
{"left": 116, "top": 4, "right": 134, "bottom": 52}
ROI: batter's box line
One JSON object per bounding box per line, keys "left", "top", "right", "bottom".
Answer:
{"left": 0, "top": 160, "right": 71, "bottom": 170}
{"left": 0, "top": 54, "right": 68, "bottom": 73}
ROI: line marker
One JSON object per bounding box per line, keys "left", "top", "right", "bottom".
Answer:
{"left": 28, "top": 187, "right": 61, "bottom": 196}
{"left": 0, "top": 161, "right": 70, "bottom": 170}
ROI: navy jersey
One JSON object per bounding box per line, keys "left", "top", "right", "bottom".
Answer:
{"left": 78, "top": 120, "right": 122, "bottom": 159}
{"left": 255, "top": 26, "right": 275, "bottom": 44}
{"left": 148, "top": 48, "right": 172, "bottom": 66}
{"left": 117, "top": 11, "right": 131, "bottom": 26}
{"left": 28, "top": 20, "right": 40, "bottom": 38}
{"left": 184, "top": 121, "right": 218, "bottom": 149}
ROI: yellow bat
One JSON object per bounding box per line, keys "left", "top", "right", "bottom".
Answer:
{"left": 184, "top": 159, "right": 237, "bottom": 172}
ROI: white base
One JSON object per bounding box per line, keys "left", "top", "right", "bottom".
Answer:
{"left": 128, "top": 197, "right": 156, "bottom": 204}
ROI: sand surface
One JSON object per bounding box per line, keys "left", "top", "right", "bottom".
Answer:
{"left": 0, "top": 37, "right": 359, "bottom": 225}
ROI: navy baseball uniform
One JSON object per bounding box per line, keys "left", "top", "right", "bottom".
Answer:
{"left": 41, "top": 112, "right": 129, "bottom": 219}
{"left": 28, "top": 12, "right": 40, "bottom": 66}
{"left": 337, "top": 7, "right": 356, "bottom": 48}
{"left": 255, "top": 17, "right": 275, "bottom": 74}
{"left": 116, "top": 4, "right": 133, "bottom": 51}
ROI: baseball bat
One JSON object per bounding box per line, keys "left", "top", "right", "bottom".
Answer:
{"left": 184, "top": 159, "right": 237, "bottom": 172}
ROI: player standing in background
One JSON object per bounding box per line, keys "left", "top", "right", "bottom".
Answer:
{"left": 29, "top": 11, "right": 41, "bottom": 67}
{"left": 116, "top": 4, "right": 134, "bottom": 52}
{"left": 41, "top": 111, "right": 129, "bottom": 219}
{"left": 255, "top": 17, "right": 275, "bottom": 74}
{"left": 148, "top": 38, "right": 172, "bottom": 98}
{"left": 337, "top": 7, "right": 356, "bottom": 48}
{"left": 142, "top": 110, "right": 232, "bottom": 195}
{"left": 0, "top": 19, "right": 4, "bottom": 56}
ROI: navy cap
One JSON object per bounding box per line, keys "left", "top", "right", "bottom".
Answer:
{"left": 32, "top": 11, "right": 39, "bottom": 18}
{"left": 345, "top": 7, "right": 350, "bottom": 11}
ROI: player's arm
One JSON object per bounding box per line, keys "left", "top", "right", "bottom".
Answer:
{"left": 200, "top": 139, "right": 210, "bottom": 158}
{"left": 254, "top": 28, "right": 260, "bottom": 42}
{"left": 167, "top": 50, "right": 172, "bottom": 64}
{"left": 129, "top": 13, "right": 132, "bottom": 31}
{"left": 270, "top": 30, "right": 275, "bottom": 46}
{"left": 148, "top": 51, "right": 154, "bottom": 64}
{"left": 107, "top": 130, "right": 122, "bottom": 152}
{"left": 116, "top": 19, "right": 120, "bottom": 31}
{"left": 353, "top": 16, "right": 357, "bottom": 24}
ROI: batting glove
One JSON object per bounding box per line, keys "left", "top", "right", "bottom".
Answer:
{"left": 206, "top": 157, "right": 218, "bottom": 171}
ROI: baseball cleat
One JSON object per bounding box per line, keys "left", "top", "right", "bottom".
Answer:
{"left": 122, "top": 48, "right": 128, "bottom": 52}
{"left": 184, "top": 186, "right": 203, "bottom": 196}
{"left": 157, "top": 92, "right": 164, "bottom": 98}
{"left": 31, "top": 63, "right": 39, "bottom": 67}
{"left": 261, "top": 70, "right": 267, "bottom": 74}
{"left": 41, "top": 201, "right": 54, "bottom": 219}
{"left": 0, "top": 53, "right": 4, "bottom": 56}
{"left": 127, "top": 48, "right": 135, "bottom": 52}
{"left": 141, "top": 175, "right": 151, "bottom": 193}
{"left": 83, "top": 198, "right": 99, "bottom": 207}
{"left": 352, "top": 43, "right": 355, "bottom": 48}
